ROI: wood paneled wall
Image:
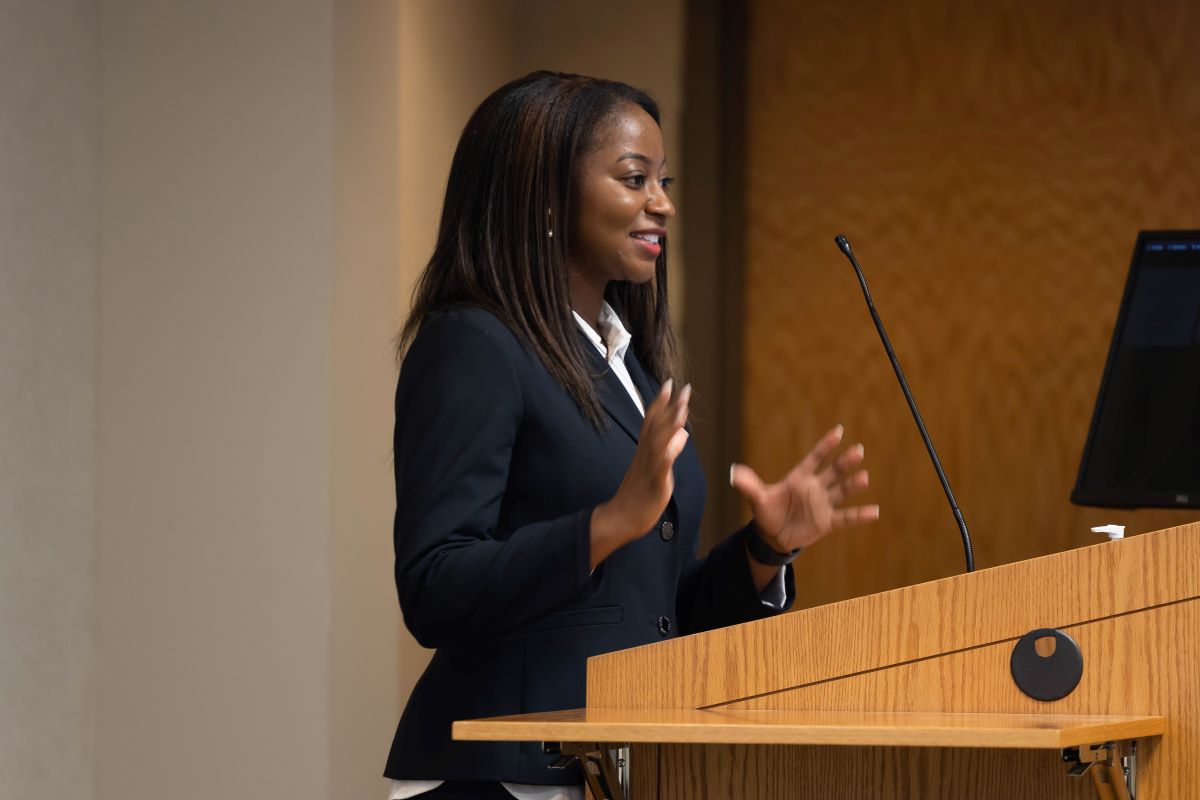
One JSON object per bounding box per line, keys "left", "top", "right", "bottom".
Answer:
{"left": 740, "top": 0, "right": 1200, "bottom": 608}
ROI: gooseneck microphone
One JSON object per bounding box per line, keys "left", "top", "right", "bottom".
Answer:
{"left": 834, "top": 234, "right": 975, "bottom": 573}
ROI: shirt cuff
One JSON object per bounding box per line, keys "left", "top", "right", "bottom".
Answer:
{"left": 759, "top": 566, "right": 787, "bottom": 609}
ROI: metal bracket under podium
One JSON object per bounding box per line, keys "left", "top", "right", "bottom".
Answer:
{"left": 1063, "top": 740, "right": 1138, "bottom": 800}
{"left": 544, "top": 741, "right": 630, "bottom": 800}
{"left": 541, "top": 735, "right": 1144, "bottom": 799}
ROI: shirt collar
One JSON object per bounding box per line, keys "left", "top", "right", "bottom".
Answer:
{"left": 572, "top": 301, "right": 632, "bottom": 365}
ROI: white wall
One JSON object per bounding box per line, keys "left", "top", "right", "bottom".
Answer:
{"left": 0, "top": 1, "right": 98, "bottom": 797}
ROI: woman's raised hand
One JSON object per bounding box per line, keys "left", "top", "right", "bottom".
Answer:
{"left": 589, "top": 380, "right": 691, "bottom": 568}
{"left": 730, "top": 425, "right": 879, "bottom": 554}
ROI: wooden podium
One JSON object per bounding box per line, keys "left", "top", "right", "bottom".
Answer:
{"left": 456, "top": 522, "right": 1200, "bottom": 798}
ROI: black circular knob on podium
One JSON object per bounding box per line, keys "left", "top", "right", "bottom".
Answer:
{"left": 1010, "top": 628, "right": 1084, "bottom": 701}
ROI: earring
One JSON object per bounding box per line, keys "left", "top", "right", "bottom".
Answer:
{"left": 547, "top": 207, "right": 554, "bottom": 239}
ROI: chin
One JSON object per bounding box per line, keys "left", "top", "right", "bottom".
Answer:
{"left": 620, "top": 261, "right": 659, "bottom": 285}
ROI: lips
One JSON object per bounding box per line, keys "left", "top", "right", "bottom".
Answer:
{"left": 630, "top": 229, "right": 665, "bottom": 258}
{"left": 630, "top": 232, "right": 663, "bottom": 258}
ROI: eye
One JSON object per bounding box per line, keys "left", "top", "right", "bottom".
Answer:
{"left": 623, "top": 174, "right": 647, "bottom": 188}
{"left": 660, "top": 177, "right": 675, "bottom": 191}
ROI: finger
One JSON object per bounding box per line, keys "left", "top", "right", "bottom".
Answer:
{"left": 648, "top": 382, "right": 690, "bottom": 454}
{"left": 827, "top": 469, "right": 869, "bottom": 506}
{"left": 664, "top": 427, "right": 689, "bottom": 461}
{"left": 639, "top": 378, "right": 674, "bottom": 435}
{"left": 795, "top": 424, "right": 845, "bottom": 476}
{"left": 819, "top": 442, "right": 865, "bottom": 487}
{"left": 651, "top": 378, "right": 674, "bottom": 415}
{"left": 831, "top": 504, "right": 881, "bottom": 529}
{"left": 729, "top": 462, "right": 767, "bottom": 505}
{"left": 674, "top": 383, "right": 692, "bottom": 427}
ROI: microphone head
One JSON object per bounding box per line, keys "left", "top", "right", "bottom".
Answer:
{"left": 834, "top": 234, "right": 853, "bottom": 257}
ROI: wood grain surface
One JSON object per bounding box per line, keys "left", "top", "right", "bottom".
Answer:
{"left": 646, "top": 591, "right": 1194, "bottom": 798}
{"left": 587, "top": 521, "right": 1200, "bottom": 709}
{"left": 454, "top": 707, "right": 1164, "bottom": 748}
{"left": 581, "top": 523, "right": 1198, "bottom": 797}
{"left": 738, "top": 0, "right": 1200, "bottom": 610}
{"left": 653, "top": 743, "right": 1113, "bottom": 800}
{"left": 717, "top": 602, "right": 1198, "bottom": 796}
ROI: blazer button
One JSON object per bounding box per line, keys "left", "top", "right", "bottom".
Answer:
{"left": 659, "top": 521, "right": 675, "bottom": 541}
{"left": 656, "top": 616, "right": 671, "bottom": 636}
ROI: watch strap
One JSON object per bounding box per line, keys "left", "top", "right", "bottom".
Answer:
{"left": 742, "top": 522, "right": 802, "bottom": 566}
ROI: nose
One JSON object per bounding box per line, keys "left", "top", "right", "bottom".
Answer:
{"left": 646, "top": 183, "right": 675, "bottom": 220}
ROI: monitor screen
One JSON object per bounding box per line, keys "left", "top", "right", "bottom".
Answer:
{"left": 1072, "top": 230, "right": 1200, "bottom": 508}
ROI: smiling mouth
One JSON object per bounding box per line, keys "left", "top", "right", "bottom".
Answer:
{"left": 630, "top": 233, "right": 663, "bottom": 258}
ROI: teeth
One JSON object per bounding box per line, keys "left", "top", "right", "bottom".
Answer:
{"left": 631, "top": 233, "right": 661, "bottom": 244}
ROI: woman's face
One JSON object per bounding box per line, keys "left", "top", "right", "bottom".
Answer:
{"left": 568, "top": 103, "right": 675, "bottom": 288}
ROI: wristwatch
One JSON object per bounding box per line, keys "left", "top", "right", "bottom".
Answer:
{"left": 742, "top": 522, "right": 802, "bottom": 566}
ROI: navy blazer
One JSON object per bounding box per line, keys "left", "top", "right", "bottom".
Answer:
{"left": 384, "top": 307, "right": 795, "bottom": 785}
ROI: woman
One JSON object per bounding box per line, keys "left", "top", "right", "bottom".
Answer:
{"left": 384, "top": 72, "right": 878, "bottom": 800}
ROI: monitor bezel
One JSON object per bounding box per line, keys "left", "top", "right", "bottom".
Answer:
{"left": 1071, "top": 228, "right": 1200, "bottom": 509}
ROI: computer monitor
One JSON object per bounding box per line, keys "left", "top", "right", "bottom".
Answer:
{"left": 1072, "top": 230, "right": 1200, "bottom": 509}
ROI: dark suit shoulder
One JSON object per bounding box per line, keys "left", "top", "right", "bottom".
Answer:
{"left": 400, "top": 307, "right": 527, "bottom": 394}
{"left": 410, "top": 306, "right": 523, "bottom": 356}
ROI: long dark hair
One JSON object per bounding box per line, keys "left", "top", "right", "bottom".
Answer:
{"left": 397, "top": 70, "right": 681, "bottom": 426}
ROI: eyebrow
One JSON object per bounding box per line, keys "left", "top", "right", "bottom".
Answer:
{"left": 616, "top": 151, "right": 667, "bottom": 167}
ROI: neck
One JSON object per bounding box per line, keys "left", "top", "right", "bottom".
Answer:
{"left": 569, "top": 270, "right": 606, "bottom": 332}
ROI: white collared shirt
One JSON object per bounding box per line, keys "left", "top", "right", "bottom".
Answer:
{"left": 572, "top": 301, "right": 644, "bottom": 413}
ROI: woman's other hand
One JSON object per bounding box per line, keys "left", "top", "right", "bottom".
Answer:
{"left": 590, "top": 380, "right": 691, "bottom": 569}
{"left": 730, "top": 424, "right": 879, "bottom": 555}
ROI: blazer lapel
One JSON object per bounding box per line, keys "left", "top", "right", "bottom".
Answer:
{"left": 622, "top": 348, "right": 660, "bottom": 408}
{"left": 582, "top": 336, "right": 644, "bottom": 444}
{"left": 590, "top": 342, "right": 695, "bottom": 537}
{"left": 623, "top": 348, "right": 693, "bottom": 529}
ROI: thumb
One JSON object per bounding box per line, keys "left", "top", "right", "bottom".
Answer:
{"left": 729, "top": 463, "right": 767, "bottom": 506}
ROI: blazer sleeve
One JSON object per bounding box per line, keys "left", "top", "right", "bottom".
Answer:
{"left": 392, "top": 310, "right": 593, "bottom": 650}
{"left": 674, "top": 522, "right": 796, "bottom": 636}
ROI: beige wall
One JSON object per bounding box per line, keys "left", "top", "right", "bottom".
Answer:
{"left": 97, "top": 0, "right": 333, "bottom": 795}
{"left": 4, "top": 2, "right": 684, "bottom": 798}
{"left": 331, "top": 1, "right": 402, "bottom": 796}
{"left": 97, "top": 1, "right": 414, "bottom": 795}
{"left": 0, "top": 2, "right": 98, "bottom": 797}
